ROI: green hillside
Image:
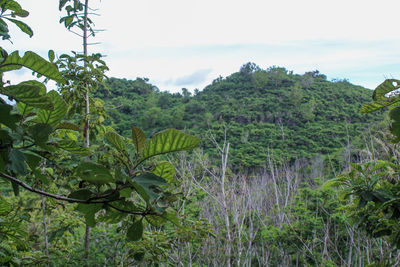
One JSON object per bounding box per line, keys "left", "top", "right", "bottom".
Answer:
{"left": 96, "top": 63, "right": 381, "bottom": 169}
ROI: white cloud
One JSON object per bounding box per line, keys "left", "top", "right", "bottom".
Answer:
{"left": 165, "top": 69, "right": 213, "bottom": 86}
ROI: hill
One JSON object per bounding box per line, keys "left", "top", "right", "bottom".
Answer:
{"left": 95, "top": 63, "right": 382, "bottom": 169}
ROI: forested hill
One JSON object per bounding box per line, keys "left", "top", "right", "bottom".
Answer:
{"left": 96, "top": 63, "right": 381, "bottom": 169}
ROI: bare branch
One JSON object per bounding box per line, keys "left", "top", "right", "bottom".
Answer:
{"left": 68, "top": 29, "right": 83, "bottom": 37}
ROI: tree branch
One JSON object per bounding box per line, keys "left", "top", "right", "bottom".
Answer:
{"left": 86, "top": 183, "right": 131, "bottom": 201}
{"left": 0, "top": 171, "right": 125, "bottom": 205}
{"left": 106, "top": 203, "right": 156, "bottom": 216}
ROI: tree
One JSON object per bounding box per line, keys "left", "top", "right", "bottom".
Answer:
{"left": 0, "top": 1, "right": 200, "bottom": 265}
{"left": 58, "top": 0, "right": 108, "bottom": 260}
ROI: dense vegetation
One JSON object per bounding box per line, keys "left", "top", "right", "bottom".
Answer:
{"left": 0, "top": 1, "right": 203, "bottom": 265}
{"left": 97, "top": 64, "right": 381, "bottom": 169}
{"left": 2, "top": 0, "right": 400, "bottom": 266}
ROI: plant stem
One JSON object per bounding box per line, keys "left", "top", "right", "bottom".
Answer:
{"left": 83, "top": 0, "right": 91, "bottom": 263}
{"left": 41, "top": 194, "right": 50, "bottom": 266}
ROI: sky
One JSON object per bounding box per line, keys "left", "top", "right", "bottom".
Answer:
{"left": 3, "top": 0, "right": 400, "bottom": 93}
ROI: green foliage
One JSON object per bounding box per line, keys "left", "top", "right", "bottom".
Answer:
{"left": 261, "top": 183, "right": 351, "bottom": 266}
{"left": 0, "top": 0, "right": 31, "bottom": 40}
{"left": 152, "top": 161, "right": 176, "bottom": 184}
{"left": 105, "top": 131, "right": 126, "bottom": 151}
{"left": 361, "top": 79, "right": 400, "bottom": 113}
{"left": 362, "top": 79, "right": 400, "bottom": 142}
{"left": 328, "top": 160, "right": 400, "bottom": 247}
{"left": 132, "top": 173, "right": 167, "bottom": 204}
{"left": 96, "top": 65, "right": 380, "bottom": 170}
{"left": 2, "top": 81, "right": 53, "bottom": 110}
{"left": 1, "top": 1, "right": 391, "bottom": 265}
{"left": 0, "top": 193, "right": 49, "bottom": 266}
{"left": 37, "top": 90, "right": 68, "bottom": 126}
{"left": 140, "top": 128, "right": 200, "bottom": 163}
{"left": 75, "top": 162, "right": 113, "bottom": 185}
{"left": 330, "top": 78, "right": 400, "bottom": 250}
{"left": 0, "top": 1, "right": 201, "bottom": 265}
{"left": 127, "top": 219, "right": 144, "bottom": 241}
{"left": 0, "top": 51, "right": 66, "bottom": 83}
{"left": 131, "top": 126, "right": 146, "bottom": 155}
{"left": 59, "top": 0, "right": 97, "bottom": 37}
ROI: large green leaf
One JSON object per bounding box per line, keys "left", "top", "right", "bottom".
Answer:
{"left": 360, "top": 101, "right": 397, "bottom": 113}
{"left": 68, "top": 189, "right": 94, "bottom": 201}
{"left": 0, "top": 102, "right": 21, "bottom": 130}
{"left": 4, "top": 18, "right": 32, "bottom": 37}
{"left": 361, "top": 79, "right": 400, "bottom": 114}
{"left": 60, "top": 15, "right": 74, "bottom": 28}
{"left": 76, "top": 203, "right": 102, "bottom": 227}
{"left": 37, "top": 90, "right": 67, "bottom": 126}
{"left": 32, "top": 169, "right": 49, "bottom": 184}
{"left": 162, "top": 208, "right": 181, "bottom": 227}
{"left": 1, "top": 0, "right": 22, "bottom": 12}
{"left": 16, "top": 102, "right": 34, "bottom": 117}
{"left": 8, "top": 149, "right": 27, "bottom": 176}
{"left": 59, "top": 0, "right": 68, "bottom": 10}
{"left": 0, "top": 47, "right": 8, "bottom": 63}
{"left": 115, "top": 168, "right": 129, "bottom": 183}
{"left": 98, "top": 206, "right": 128, "bottom": 224}
{"left": 140, "top": 129, "right": 200, "bottom": 163}
{"left": 127, "top": 219, "right": 143, "bottom": 241}
{"left": 28, "top": 123, "right": 53, "bottom": 147}
{"left": 372, "top": 79, "right": 400, "bottom": 101}
{"left": 75, "top": 162, "right": 113, "bottom": 185}
{"left": 57, "top": 139, "right": 91, "bottom": 155}
{"left": 11, "top": 180, "right": 19, "bottom": 196}
{"left": 0, "top": 129, "right": 12, "bottom": 150}
{"left": 55, "top": 122, "right": 81, "bottom": 131}
{"left": 132, "top": 173, "right": 167, "bottom": 203}
{"left": 119, "top": 187, "right": 133, "bottom": 198}
{"left": 0, "top": 19, "right": 10, "bottom": 41}
{"left": 12, "top": 9, "right": 29, "bottom": 18}
{"left": 131, "top": 126, "right": 146, "bottom": 155}
{"left": 24, "top": 151, "right": 43, "bottom": 170}
{"left": 1, "top": 82, "right": 53, "bottom": 110}
{"left": 0, "top": 51, "right": 66, "bottom": 83}
{"left": 152, "top": 161, "right": 176, "bottom": 184}
{"left": 105, "top": 131, "right": 126, "bottom": 151}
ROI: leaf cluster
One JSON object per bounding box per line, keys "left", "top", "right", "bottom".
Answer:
{"left": 0, "top": 0, "right": 32, "bottom": 41}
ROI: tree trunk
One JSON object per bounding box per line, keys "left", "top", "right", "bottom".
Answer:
{"left": 84, "top": 225, "right": 91, "bottom": 262}
{"left": 83, "top": 0, "right": 91, "bottom": 264}
{"left": 41, "top": 195, "right": 49, "bottom": 266}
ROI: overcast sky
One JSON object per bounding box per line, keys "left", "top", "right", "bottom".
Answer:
{"left": 4, "top": 0, "right": 400, "bottom": 93}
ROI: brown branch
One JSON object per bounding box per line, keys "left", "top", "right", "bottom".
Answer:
{"left": 0, "top": 171, "right": 123, "bottom": 204}
{"left": 107, "top": 203, "right": 156, "bottom": 216}
{"left": 86, "top": 183, "right": 131, "bottom": 201}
